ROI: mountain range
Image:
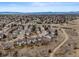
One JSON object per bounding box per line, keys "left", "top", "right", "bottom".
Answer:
{"left": 0, "top": 12, "right": 79, "bottom": 15}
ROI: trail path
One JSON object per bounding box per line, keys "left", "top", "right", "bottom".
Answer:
{"left": 49, "top": 29, "right": 69, "bottom": 57}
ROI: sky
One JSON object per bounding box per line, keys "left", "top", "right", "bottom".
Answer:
{"left": 0, "top": 2, "right": 79, "bottom": 12}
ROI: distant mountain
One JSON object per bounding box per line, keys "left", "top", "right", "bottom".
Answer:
{"left": 0, "top": 12, "right": 23, "bottom": 14}
{"left": 0, "top": 12, "right": 79, "bottom": 15}
{"left": 29, "top": 12, "right": 79, "bottom": 15}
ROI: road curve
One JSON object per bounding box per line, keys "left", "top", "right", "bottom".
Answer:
{"left": 49, "top": 29, "right": 69, "bottom": 57}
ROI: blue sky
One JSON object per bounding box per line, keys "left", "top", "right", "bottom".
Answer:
{"left": 0, "top": 2, "right": 79, "bottom": 12}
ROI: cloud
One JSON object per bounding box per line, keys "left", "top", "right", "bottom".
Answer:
{"left": 30, "top": 2, "right": 50, "bottom": 7}
{"left": 30, "top": 2, "right": 79, "bottom": 7}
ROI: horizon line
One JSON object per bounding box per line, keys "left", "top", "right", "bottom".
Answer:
{"left": 0, "top": 11, "right": 79, "bottom": 12}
